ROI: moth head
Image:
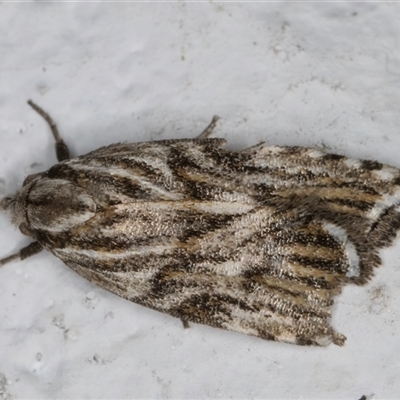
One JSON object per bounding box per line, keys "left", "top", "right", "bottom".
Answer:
{"left": 0, "top": 195, "right": 14, "bottom": 212}
{"left": 0, "top": 182, "right": 33, "bottom": 228}
{"left": 0, "top": 172, "right": 53, "bottom": 226}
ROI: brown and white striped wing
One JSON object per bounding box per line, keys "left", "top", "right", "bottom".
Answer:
{"left": 33, "top": 139, "right": 400, "bottom": 345}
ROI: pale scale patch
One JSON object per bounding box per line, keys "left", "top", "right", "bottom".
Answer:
{"left": 225, "top": 302, "right": 300, "bottom": 344}
{"left": 250, "top": 146, "right": 286, "bottom": 169}
{"left": 117, "top": 270, "right": 158, "bottom": 299}
{"left": 45, "top": 208, "right": 96, "bottom": 233}
{"left": 223, "top": 305, "right": 265, "bottom": 337}
{"left": 322, "top": 222, "right": 360, "bottom": 278}
{"left": 368, "top": 190, "right": 400, "bottom": 220}
{"left": 306, "top": 149, "right": 325, "bottom": 158}
{"left": 344, "top": 158, "right": 361, "bottom": 169}
{"left": 257, "top": 145, "right": 285, "bottom": 155}
{"left": 372, "top": 166, "right": 398, "bottom": 181}
{"left": 194, "top": 208, "right": 275, "bottom": 253}
{"left": 99, "top": 143, "right": 170, "bottom": 162}
{"left": 314, "top": 336, "right": 333, "bottom": 346}
{"left": 69, "top": 163, "right": 184, "bottom": 200}
{"left": 55, "top": 244, "right": 173, "bottom": 259}
{"left": 217, "top": 191, "right": 256, "bottom": 203}
{"left": 200, "top": 259, "right": 260, "bottom": 277}
{"left": 252, "top": 146, "right": 325, "bottom": 175}
{"left": 237, "top": 173, "right": 279, "bottom": 186}
{"left": 192, "top": 201, "right": 255, "bottom": 215}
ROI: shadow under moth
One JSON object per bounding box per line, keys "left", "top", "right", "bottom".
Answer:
{"left": 1, "top": 101, "right": 400, "bottom": 346}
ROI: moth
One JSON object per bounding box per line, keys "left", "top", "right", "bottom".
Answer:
{"left": 1, "top": 101, "right": 400, "bottom": 346}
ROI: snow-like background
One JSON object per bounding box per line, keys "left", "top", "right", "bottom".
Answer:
{"left": 0, "top": 3, "right": 400, "bottom": 399}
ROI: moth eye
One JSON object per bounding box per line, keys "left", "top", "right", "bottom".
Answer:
{"left": 0, "top": 196, "right": 13, "bottom": 211}
{"left": 19, "top": 222, "right": 34, "bottom": 238}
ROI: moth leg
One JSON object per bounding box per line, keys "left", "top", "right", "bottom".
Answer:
{"left": 27, "top": 100, "right": 70, "bottom": 161}
{"left": 181, "top": 318, "right": 190, "bottom": 329}
{"left": 196, "top": 116, "right": 220, "bottom": 139}
{"left": 239, "top": 141, "right": 267, "bottom": 153}
{"left": 0, "top": 241, "right": 43, "bottom": 266}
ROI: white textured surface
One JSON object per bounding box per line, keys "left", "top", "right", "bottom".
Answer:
{"left": 0, "top": 3, "right": 399, "bottom": 399}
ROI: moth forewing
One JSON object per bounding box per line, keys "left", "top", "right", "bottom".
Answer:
{"left": 1, "top": 100, "right": 400, "bottom": 346}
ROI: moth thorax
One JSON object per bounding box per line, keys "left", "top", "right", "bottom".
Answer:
{"left": 17, "top": 178, "right": 96, "bottom": 233}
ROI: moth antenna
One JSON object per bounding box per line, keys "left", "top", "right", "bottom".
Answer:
{"left": 27, "top": 100, "right": 70, "bottom": 162}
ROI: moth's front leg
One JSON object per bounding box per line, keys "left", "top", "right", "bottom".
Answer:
{"left": 181, "top": 318, "right": 190, "bottom": 329}
{"left": 196, "top": 116, "right": 220, "bottom": 139}
{"left": 0, "top": 242, "right": 43, "bottom": 266}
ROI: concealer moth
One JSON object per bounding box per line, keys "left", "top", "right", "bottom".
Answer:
{"left": 1, "top": 101, "right": 400, "bottom": 346}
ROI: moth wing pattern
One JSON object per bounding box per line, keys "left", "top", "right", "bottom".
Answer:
{"left": 12, "top": 137, "right": 400, "bottom": 346}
